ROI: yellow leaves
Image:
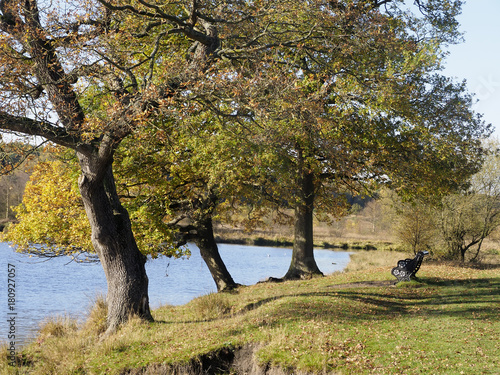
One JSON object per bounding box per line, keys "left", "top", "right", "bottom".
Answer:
{"left": 5, "top": 156, "right": 92, "bottom": 254}
{"left": 80, "top": 117, "right": 106, "bottom": 142}
{"left": 5, "top": 150, "right": 183, "bottom": 258}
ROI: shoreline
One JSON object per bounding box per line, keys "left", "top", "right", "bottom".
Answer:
{"left": 214, "top": 231, "right": 398, "bottom": 252}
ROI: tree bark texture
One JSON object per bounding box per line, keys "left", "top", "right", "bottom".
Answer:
{"left": 193, "top": 217, "right": 238, "bottom": 292}
{"left": 78, "top": 151, "right": 153, "bottom": 333}
{"left": 284, "top": 164, "right": 323, "bottom": 279}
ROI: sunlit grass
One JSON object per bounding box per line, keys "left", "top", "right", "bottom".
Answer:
{"left": 188, "top": 292, "right": 233, "bottom": 321}
{"left": 1, "top": 259, "right": 499, "bottom": 374}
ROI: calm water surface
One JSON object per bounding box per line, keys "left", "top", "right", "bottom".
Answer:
{"left": 1, "top": 242, "right": 351, "bottom": 345}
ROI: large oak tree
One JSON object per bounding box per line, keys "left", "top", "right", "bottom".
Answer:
{"left": 0, "top": 0, "right": 160, "bottom": 332}
{"left": 0, "top": 0, "right": 240, "bottom": 331}
{"left": 183, "top": 0, "right": 490, "bottom": 279}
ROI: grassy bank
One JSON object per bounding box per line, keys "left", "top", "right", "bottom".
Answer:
{"left": 2, "top": 252, "right": 499, "bottom": 374}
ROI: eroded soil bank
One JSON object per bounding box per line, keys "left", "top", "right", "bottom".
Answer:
{"left": 121, "top": 343, "right": 332, "bottom": 375}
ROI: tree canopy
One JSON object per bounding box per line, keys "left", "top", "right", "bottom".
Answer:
{"left": 0, "top": 0, "right": 491, "bottom": 328}
{"left": 202, "top": 1, "right": 490, "bottom": 278}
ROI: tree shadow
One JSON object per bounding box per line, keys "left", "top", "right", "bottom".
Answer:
{"left": 153, "top": 276, "right": 499, "bottom": 326}
{"left": 238, "top": 276, "right": 500, "bottom": 326}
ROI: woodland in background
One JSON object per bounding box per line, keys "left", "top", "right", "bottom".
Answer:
{"left": 213, "top": 185, "right": 500, "bottom": 265}
{"left": 0, "top": 172, "right": 27, "bottom": 224}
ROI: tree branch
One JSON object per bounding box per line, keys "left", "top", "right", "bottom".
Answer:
{"left": 0, "top": 112, "right": 83, "bottom": 148}
{"left": 96, "top": 0, "right": 188, "bottom": 26}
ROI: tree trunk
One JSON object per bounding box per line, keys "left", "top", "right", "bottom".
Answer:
{"left": 3, "top": 1, "right": 155, "bottom": 335}
{"left": 193, "top": 217, "right": 238, "bottom": 291}
{"left": 470, "top": 239, "right": 484, "bottom": 262}
{"left": 284, "top": 168, "right": 323, "bottom": 280}
{"left": 77, "top": 150, "right": 152, "bottom": 333}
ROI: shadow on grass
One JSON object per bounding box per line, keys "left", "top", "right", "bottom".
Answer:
{"left": 237, "top": 276, "right": 500, "bottom": 326}
{"left": 155, "top": 276, "right": 499, "bottom": 327}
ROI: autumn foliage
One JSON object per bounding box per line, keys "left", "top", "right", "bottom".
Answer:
{"left": 0, "top": 0, "right": 492, "bottom": 329}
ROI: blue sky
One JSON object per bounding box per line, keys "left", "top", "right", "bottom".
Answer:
{"left": 442, "top": 0, "right": 500, "bottom": 137}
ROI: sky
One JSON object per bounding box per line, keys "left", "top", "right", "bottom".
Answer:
{"left": 442, "top": 0, "right": 500, "bottom": 138}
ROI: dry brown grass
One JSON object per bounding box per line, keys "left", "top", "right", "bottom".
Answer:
{"left": 81, "top": 294, "right": 108, "bottom": 336}
{"left": 344, "top": 250, "right": 409, "bottom": 273}
{"left": 188, "top": 292, "right": 233, "bottom": 321}
{"left": 37, "top": 316, "right": 78, "bottom": 339}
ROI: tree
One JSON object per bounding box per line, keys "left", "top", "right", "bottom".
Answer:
{"left": 0, "top": 0, "right": 225, "bottom": 331}
{"left": 216, "top": 1, "right": 490, "bottom": 279}
{"left": 113, "top": 118, "right": 246, "bottom": 292}
{"left": 437, "top": 140, "right": 500, "bottom": 261}
{"left": 395, "top": 200, "right": 436, "bottom": 254}
{"left": 0, "top": 0, "right": 158, "bottom": 332}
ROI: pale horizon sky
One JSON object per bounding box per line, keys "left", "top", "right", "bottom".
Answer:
{"left": 442, "top": 0, "right": 500, "bottom": 138}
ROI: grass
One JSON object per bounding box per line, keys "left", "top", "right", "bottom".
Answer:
{"left": 1, "top": 251, "right": 499, "bottom": 374}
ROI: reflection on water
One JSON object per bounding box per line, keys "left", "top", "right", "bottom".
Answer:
{"left": 0, "top": 242, "right": 351, "bottom": 346}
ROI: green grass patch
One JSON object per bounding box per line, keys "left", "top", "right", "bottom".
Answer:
{"left": 1, "top": 263, "right": 499, "bottom": 374}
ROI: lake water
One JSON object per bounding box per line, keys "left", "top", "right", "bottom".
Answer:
{"left": 0, "top": 242, "right": 351, "bottom": 346}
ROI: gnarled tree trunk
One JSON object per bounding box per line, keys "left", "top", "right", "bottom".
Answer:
{"left": 173, "top": 192, "right": 238, "bottom": 292}
{"left": 193, "top": 217, "right": 238, "bottom": 292}
{"left": 78, "top": 149, "right": 152, "bottom": 333}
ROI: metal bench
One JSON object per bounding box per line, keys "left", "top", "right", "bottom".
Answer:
{"left": 391, "top": 251, "right": 429, "bottom": 282}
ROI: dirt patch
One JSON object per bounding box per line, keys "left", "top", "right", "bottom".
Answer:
{"left": 231, "top": 343, "right": 266, "bottom": 374}
{"left": 121, "top": 343, "right": 336, "bottom": 375}
{"left": 328, "top": 280, "right": 395, "bottom": 289}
